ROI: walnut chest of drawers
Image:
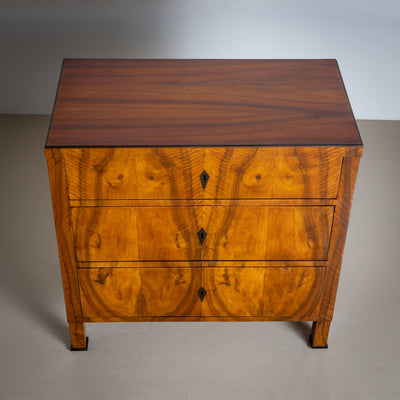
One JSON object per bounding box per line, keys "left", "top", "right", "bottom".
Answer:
{"left": 45, "top": 59, "right": 363, "bottom": 350}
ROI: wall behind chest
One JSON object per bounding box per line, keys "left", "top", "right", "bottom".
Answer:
{"left": 0, "top": 0, "right": 399, "bottom": 119}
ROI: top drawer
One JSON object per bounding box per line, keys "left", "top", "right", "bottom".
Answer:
{"left": 64, "top": 148, "right": 342, "bottom": 200}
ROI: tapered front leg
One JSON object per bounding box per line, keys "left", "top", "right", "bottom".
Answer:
{"left": 310, "top": 321, "right": 330, "bottom": 348}
{"left": 69, "top": 322, "right": 88, "bottom": 351}
{"left": 47, "top": 152, "right": 88, "bottom": 351}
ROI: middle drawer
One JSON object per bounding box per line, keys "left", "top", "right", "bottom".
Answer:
{"left": 71, "top": 206, "right": 334, "bottom": 262}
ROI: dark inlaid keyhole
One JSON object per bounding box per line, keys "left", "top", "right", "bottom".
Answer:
{"left": 197, "top": 287, "right": 207, "bottom": 302}
{"left": 197, "top": 228, "right": 207, "bottom": 245}
{"left": 200, "top": 170, "right": 209, "bottom": 189}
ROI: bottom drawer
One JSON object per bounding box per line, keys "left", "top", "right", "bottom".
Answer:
{"left": 78, "top": 267, "right": 325, "bottom": 319}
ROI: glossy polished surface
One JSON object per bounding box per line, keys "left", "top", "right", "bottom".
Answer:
{"left": 78, "top": 267, "right": 324, "bottom": 319}
{"left": 46, "top": 59, "right": 362, "bottom": 147}
{"left": 63, "top": 147, "right": 345, "bottom": 199}
{"left": 45, "top": 61, "right": 362, "bottom": 349}
{"left": 71, "top": 205, "right": 333, "bottom": 261}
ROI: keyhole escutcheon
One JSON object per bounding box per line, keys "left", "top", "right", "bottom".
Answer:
{"left": 200, "top": 170, "right": 209, "bottom": 190}
{"left": 197, "top": 228, "right": 207, "bottom": 245}
{"left": 197, "top": 287, "right": 207, "bottom": 302}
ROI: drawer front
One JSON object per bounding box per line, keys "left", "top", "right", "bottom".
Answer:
{"left": 64, "top": 148, "right": 342, "bottom": 200}
{"left": 78, "top": 268, "right": 201, "bottom": 318}
{"left": 202, "top": 267, "right": 325, "bottom": 318}
{"left": 72, "top": 206, "right": 333, "bottom": 261}
{"left": 78, "top": 267, "right": 324, "bottom": 319}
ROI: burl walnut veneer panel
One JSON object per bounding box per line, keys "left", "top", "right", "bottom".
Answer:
{"left": 64, "top": 148, "right": 343, "bottom": 200}
{"left": 71, "top": 206, "right": 333, "bottom": 262}
{"left": 78, "top": 267, "right": 324, "bottom": 320}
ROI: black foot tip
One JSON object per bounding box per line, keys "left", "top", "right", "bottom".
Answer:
{"left": 309, "top": 335, "right": 328, "bottom": 349}
{"left": 70, "top": 337, "right": 89, "bottom": 351}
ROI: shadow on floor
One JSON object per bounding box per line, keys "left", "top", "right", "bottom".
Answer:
{"left": 284, "top": 321, "right": 312, "bottom": 346}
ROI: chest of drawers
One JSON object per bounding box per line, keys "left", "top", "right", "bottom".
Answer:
{"left": 45, "top": 59, "right": 362, "bottom": 350}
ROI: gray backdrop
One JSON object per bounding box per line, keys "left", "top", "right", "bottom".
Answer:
{"left": 1, "top": 0, "right": 399, "bottom": 118}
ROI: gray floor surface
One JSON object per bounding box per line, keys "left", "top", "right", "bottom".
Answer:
{"left": 0, "top": 115, "right": 399, "bottom": 400}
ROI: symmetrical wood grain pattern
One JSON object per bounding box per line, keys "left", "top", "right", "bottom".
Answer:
{"left": 202, "top": 267, "right": 324, "bottom": 319}
{"left": 64, "top": 148, "right": 344, "bottom": 200}
{"left": 71, "top": 206, "right": 333, "bottom": 261}
{"left": 78, "top": 267, "right": 324, "bottom": 319}
{"left": 45, "top": 59, "right": 363, "bottom": 349}
{"left": 78, "top": 268, "right": 201, "bottom": 317}
{"left": 46, "top": 59, "right": 362, "bottom": 147}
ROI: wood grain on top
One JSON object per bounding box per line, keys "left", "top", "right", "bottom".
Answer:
{"left": 46, "top": 59, "right": 362, "bottom": 147}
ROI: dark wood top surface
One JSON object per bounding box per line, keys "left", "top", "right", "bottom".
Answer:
{"left": 46, "top": 59, "right": 362, "bottom": 147}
